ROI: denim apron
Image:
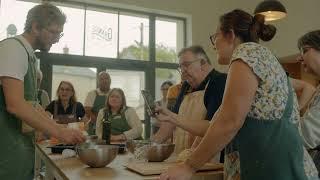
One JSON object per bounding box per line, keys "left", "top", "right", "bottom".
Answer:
{"left": 224, "top": 79, "right": 310, "bottom": 180}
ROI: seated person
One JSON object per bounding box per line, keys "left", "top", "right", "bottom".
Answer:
{"left": 46, "top": 81, "right": 85, "bottom": 124}
{"left": 96, "top": 88, "right": 143, "bottom": 141}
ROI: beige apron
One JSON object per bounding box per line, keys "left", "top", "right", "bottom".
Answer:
{"left": 174, "top": 86, "right": 207, "bottom": 154}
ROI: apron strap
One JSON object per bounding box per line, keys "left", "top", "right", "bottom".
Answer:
{"left": 280, "top": 78, "right": 294, "bottom": 120}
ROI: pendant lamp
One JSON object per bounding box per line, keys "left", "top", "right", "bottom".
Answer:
{"left": 254, "top": 0, "right": 287, "bottom": 21}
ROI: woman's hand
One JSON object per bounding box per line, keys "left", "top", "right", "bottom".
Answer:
{"left": 159, "top": 162, "right": 194, "bottom": 180}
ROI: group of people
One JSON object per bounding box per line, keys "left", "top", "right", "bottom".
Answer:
{"left": 155, "top": 9, "right": 320, "bottom": 180}
{"left": 1, "top": 2, "right": 320, "bottom": 180}
{"left": 37, "top": 70, "right": 143, "bottom": 142}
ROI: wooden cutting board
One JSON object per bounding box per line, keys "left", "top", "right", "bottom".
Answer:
{"left": 125, "top": 162, "right": 223, "bottom": 175}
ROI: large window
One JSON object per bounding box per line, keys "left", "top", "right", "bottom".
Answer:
{"left": 0, "top": 1, "right": 186, "bottom": 62}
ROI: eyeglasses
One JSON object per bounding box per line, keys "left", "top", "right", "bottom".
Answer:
{"left": 177, "top": 59, "right": 202, "bottom": 72}
{"left": 300, "top": 46, "right": 312, "bottom": 55}
{"left": 59, "top": 88, "right": 72, "bottom": 92}
{"left": 44, "top": 28, "right": 64, "bottom": 40}
{"left": 209, "top": 33, "right": 219, "bottom": 48}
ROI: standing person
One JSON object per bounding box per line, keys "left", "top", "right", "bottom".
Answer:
{"left": 297, "top": 30, "right": 320, "bottom": 177}
{"left": 84, "top": 71, "right": 111, "bottom": 135}
{"left": 46, "top": 81, "right": 85, "bottom": 124}
{"left": 36, "top": 69, "right": 50, "bottom": 109}
{"left": 160, "top": 9, "right": 318, "bottom": 180}
{"left": 0, "top": 3, "right": 85, "bottom": 179}
{"left": 151, "top": 81, "right": 173, "bottom": 134}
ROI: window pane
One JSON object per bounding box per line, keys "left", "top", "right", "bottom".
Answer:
{"left": 85, "top": 8, "right": 118, "bottom": 58}
{"left": 155, "top": 68, "right": 181, "bottom": 100}
{"left": 0, "top": 0, "right": 37, "bottom": 40}
{"left": 107, "top": 69, "right": 145, "bottom": 120}
{"left": 119, "top": 13, "right": 149, "bottom": 61}
{"left": 156, "top": 18, "right": 185, "bottom": 63}
{"left": 52, "top": 66, "right": 97, "bottom": 104}
{"left": 50, "top": 5, "right": 85, "bottom": 55}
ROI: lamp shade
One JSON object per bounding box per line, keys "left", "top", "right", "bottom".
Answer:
{"left": 254, "top": 0, "right": 287, "bottom": 21}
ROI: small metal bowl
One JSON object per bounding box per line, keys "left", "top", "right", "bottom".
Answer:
{"left": 146, "top": 143, "right": 175, "bottom": 162}
{"left": 76, "top": 143, "right": 118, "bottom": 168}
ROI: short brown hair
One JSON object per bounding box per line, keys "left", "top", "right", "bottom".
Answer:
{"left": 24, "top": 3, "right": 66, "bottom": 32}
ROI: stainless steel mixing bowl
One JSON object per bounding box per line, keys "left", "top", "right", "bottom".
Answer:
{"left": 146, "top": 143, "right": 175, "bottom": 162}
{"left": 76, "top": 143, "right": 118, "bottom": 168}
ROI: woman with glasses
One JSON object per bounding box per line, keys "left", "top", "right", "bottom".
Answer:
{"left": 160, "top": 9, "right": 318, "bottom": 180}
{"left": 296, "top": 30, "right": 320, "bottom": 177}
{"left": 46, "top": 81, "right": 85, "bottom": 124}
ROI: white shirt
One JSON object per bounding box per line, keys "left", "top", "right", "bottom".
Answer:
{"left": 301, "top": 86, "right": 320, "bottom": 149}
{"left": 84, "top": 88, "right": 109, "bottom": 107}
{"left": 0, "top": 35, "right": 34, "bottom": 84}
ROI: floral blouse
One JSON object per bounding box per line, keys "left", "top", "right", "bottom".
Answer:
{"left": 224, "top": 42, "right": 318, "bottom": 179}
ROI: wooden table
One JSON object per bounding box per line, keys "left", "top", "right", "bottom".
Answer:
{"left": 35, "top": 142, "right": 223, "bottom": 180}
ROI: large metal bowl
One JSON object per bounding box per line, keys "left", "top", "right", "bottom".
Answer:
{"left": 76, "top": 143, "right": 118, "bottom": 168}
{"left": 146, "top": 143, "right": 175, "bottom": 162}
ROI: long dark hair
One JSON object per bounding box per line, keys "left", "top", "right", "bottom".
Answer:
{"left": 219, "top": 9, "right": 277, "bottom": 43}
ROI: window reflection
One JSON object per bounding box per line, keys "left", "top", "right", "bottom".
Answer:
{"left": 85, "top": 8, "right": 118, "bottom": 58}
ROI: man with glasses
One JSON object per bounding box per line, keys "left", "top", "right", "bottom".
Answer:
{"left": 152, "top": 45, "right": 227, "bottom": 162}
{"left": 0, "top": 3, "right": 85, "bottom": 179}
